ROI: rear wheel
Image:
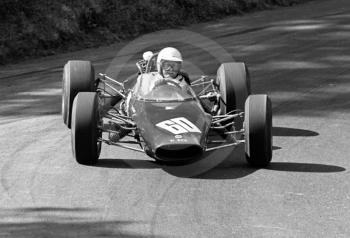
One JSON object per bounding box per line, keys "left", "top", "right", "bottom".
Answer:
{"left": 71, "top": 92, "right": 101, "bottom": 165}
{"left": 62, "top": 60, "right": 95, "bottom": 128}
{"left": 217, "top": 62, "right": 251, "bottom": 130}
{"left": 244, "top": 94, "right": 272, "bottom": 167}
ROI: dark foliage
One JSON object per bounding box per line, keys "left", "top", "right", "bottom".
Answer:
{"left": 0, "top": 0, "right": 311, "bottom": 64}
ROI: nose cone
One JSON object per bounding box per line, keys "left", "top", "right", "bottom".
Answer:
{"left": 154, "top": 135, "right": 204, "bottom": 162}
{"left": 142, "top": 121, "right": 206, "bottom": 162}
{"left": 132, "top": 99, "right": 212, "bottom": 162}
{"left": 145, "top": 117, "right": 209, "bottom": 161}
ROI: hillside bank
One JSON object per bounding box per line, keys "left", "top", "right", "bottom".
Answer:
{"left": 0, "top": 0, "right": 311, "bottom": 64}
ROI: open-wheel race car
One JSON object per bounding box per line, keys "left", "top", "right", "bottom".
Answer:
{"left": 62, "top": 51, "right": 272, "bottom": 167}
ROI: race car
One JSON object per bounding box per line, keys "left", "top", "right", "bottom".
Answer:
{"left": 62, "top": 51, "right": 272, "bottom": 167}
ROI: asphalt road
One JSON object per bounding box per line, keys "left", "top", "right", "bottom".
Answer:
{"left": 1, "top": 0, "right": 350, "bottom": 237}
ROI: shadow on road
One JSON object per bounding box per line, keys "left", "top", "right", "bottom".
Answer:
{"left": 97, "top": 159, "right": 159, "bottom": 169}
{"left": 0, "top": 207, "right": 160, "bottom": 238}
{"left": 273, "top": 126, "right": 319, "bottom": 137}
{"left": 194, "top": 165, "right": 257, "bottom": 180}
{"left": 96, "top": 125, "right": 321, "bottom": 178}
{"left": 96, "top": 147, "right": 345, "bottom": 179}
{"left": 194, "top": 162, "right": 345, "bottom": 180}
{"left": 266, "top": 162, "right": 346, "bottom": 173}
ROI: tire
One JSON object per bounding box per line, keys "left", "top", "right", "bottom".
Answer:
{"left": 244, "top": 94, "right": 272, "bottom": 167}
{"left": 71, "top": 92, "right": 101, "bottom": 165}
{"left": 62, "top": 60, "right": 95, "bottom": 129}
{"left": 216, "top": 62, "right": 251, "bottom": 129}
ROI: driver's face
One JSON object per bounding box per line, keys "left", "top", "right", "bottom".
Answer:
{"left": 162, "top": 60, "right": 181, "bottom": 78}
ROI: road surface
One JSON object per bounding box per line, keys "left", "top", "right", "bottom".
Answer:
{"left": 0, "top": 0, "right": 349, "bottom": 237}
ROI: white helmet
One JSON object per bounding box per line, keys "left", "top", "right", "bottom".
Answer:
{"left": 157, "top": 47, "right": 183, "bottom": 72}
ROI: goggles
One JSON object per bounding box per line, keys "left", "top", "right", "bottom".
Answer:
{"left": 162, "top": 61, "right": 181, "bottom": 71}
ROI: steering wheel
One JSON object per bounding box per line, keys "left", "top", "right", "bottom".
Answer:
{"left": 153, "top": 79, "right": 182, "bottom": 89}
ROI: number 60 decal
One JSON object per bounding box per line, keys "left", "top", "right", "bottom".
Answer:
{"left": 156, "top": 117, "right": 201, "bottom": 135}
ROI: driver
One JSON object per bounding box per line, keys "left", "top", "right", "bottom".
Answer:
{"left": 153, "top": 47, "right": 190, "bottom": 88}
{"left": 109, "top": 47, "right": 190, "bottom": 142}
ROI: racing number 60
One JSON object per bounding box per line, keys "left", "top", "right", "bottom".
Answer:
{"left": 156, "top": 117, "right": 201, "bottom": 134}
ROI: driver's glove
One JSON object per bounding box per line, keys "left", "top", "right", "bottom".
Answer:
{"left": 153, "top": 78, "right": 166, "bottom": 87}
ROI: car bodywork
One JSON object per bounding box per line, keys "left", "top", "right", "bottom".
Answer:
{"left": 64, "top": 51, "right": 272, "bottom": 167}
{"left": 97, "top": 53, "right": 244, "bottom": 162}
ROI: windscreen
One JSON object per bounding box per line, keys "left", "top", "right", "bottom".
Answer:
{"left": 134, "top": 73, "right": 196, "bottom": 102}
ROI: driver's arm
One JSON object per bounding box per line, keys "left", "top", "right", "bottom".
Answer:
{"left": 153, "top": 76, "right": 180, "bottom": 87}
{"left": 153, "top": 77, "right": 166, "bottom": 88}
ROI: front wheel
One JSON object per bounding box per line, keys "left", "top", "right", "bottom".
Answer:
{"left": 62, "top": 60, "right": 95, "bottom": 128}
{"left": 71, "top": 92, "right": 101, "bottom": 165}
{"left": 216, "top": 62, "right": 251, "bottom": 130}
{"left": 244, "top": 94, "right": 272, "bottom": 167}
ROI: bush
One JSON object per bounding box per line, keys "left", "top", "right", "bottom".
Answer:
{"left": 0, "top": 0, "right": 311, "bottom": 64}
